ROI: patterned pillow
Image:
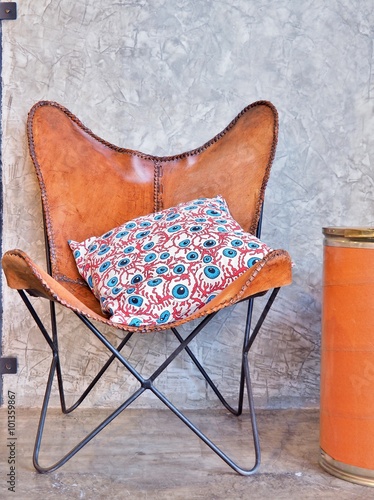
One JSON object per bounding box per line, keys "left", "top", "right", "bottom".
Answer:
{"left": 68, "top": 196, "right": 272, "bottom": 327}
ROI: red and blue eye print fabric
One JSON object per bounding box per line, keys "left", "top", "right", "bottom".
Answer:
{"left": 69, "top": 196, "right": 272, "bottom": 327}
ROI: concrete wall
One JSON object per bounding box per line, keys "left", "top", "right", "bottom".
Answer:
{"left": 2, "top": 0, "right": 374, "bottom": 408}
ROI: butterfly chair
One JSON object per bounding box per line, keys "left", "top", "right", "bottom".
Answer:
{"left": 2, "top": 100, "right": 292, "bottom": 475}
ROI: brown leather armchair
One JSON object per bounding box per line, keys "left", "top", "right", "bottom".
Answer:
{"left": 2, "top": 100, "right": 292, "bottom": 474}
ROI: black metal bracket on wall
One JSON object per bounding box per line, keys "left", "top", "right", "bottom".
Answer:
{"left": 0, "top": 2, "right": 17, "bottom": 20}
{"left": 0, "top": 357, "right": 17, "bottom": 374}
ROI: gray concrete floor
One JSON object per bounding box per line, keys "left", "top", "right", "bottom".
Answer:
{"left": 0, "top": 407, "right": 372, "bottom": 499}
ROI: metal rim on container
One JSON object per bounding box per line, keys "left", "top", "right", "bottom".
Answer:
{"left": 320, "top": 449, "right": 374, "bottom": 487}
{"left": 323, "top": 227, "right": 374, "bottom": 248}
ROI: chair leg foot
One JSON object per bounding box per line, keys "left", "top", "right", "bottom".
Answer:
{"left": 33, "top": 356, "right": 146, "bottom": 473}
{"left": 151, "top": 360, "right": 261, "bottom": 476}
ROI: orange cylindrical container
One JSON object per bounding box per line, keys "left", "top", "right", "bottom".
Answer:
{"left": 320, "top": 227, "right": 374, "bottom": 486}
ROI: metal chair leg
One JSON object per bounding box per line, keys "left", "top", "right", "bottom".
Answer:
{"left": 33, "top": 353, "right": 145, "bottom": 473}
{"left": 18, "top": 290, "right": 135, "bottom": 413}
{"left": 17, "top": 288, "right": 279, "bottom": 475}
{"left": 151, "top": 350, "right": 261, "bottom": 475}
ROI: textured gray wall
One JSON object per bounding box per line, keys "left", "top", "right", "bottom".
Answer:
{"left": 2, "top": 0, "right": 374, "bottom": 408}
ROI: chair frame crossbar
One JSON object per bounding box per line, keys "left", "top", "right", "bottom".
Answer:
{"left": 18, "top": 286, "right": 279, "bottom": 475}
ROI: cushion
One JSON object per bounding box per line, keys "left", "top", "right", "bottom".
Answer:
{"left": 68, "top": 196, "right": 272, "bottom": 327}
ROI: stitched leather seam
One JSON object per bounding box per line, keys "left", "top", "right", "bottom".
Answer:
{"left": 27, "top": 114, "right": 58, "bottom": 277}
{"left": 153, "top": 160, "right": 163, "bottom": 212}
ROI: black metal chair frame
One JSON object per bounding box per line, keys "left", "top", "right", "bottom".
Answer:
{"left": 17, "top": 212, "right": 281, "bottom": 476}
